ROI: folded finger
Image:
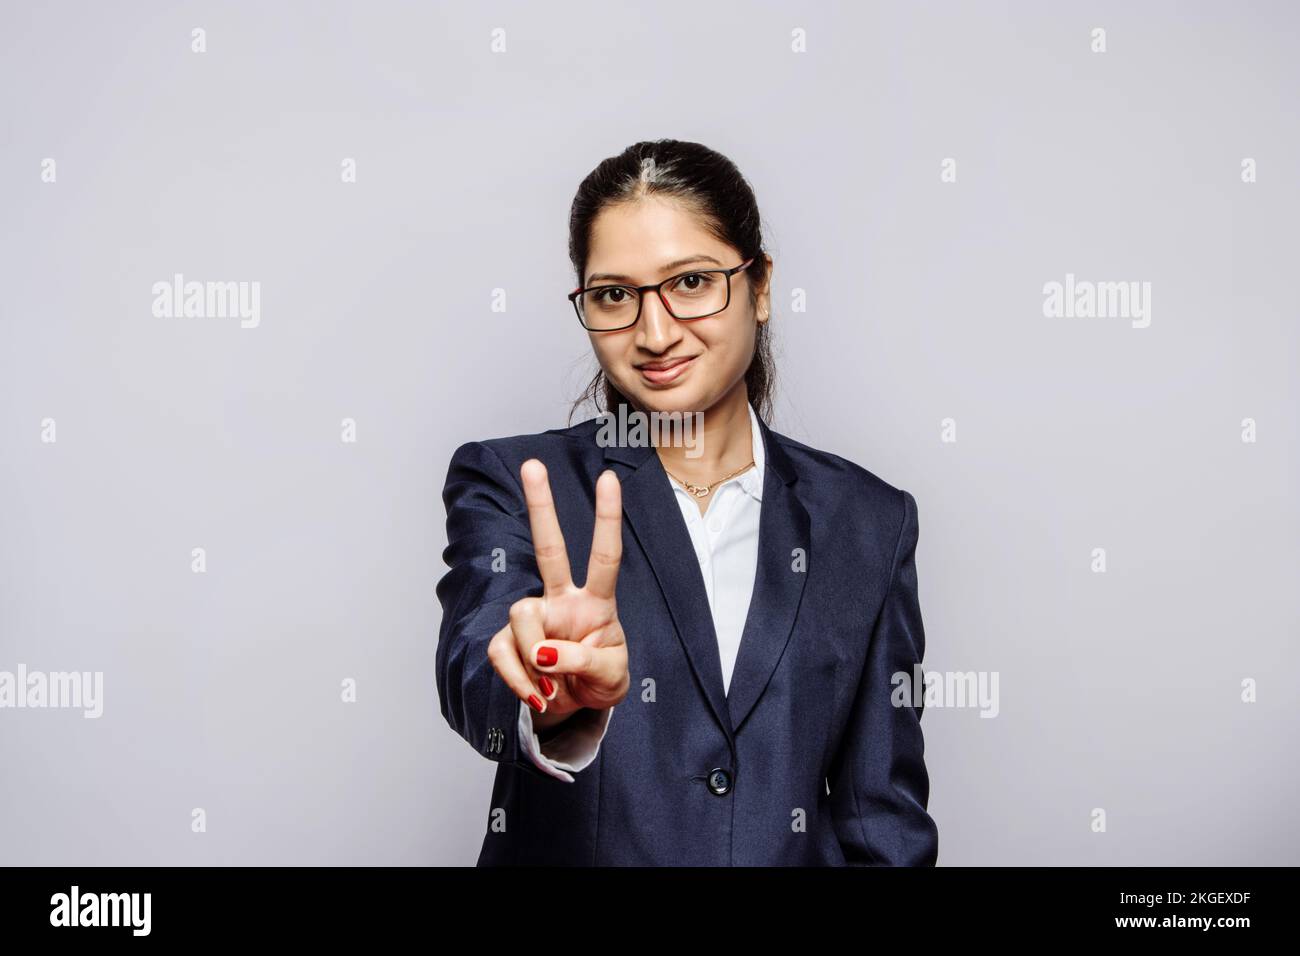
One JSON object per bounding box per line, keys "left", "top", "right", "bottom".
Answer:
{"left": 509, "top": 598, "right": 559, "bottom": 701}
{"left": 487, "top": 622, "right": 548, "bottom": 714}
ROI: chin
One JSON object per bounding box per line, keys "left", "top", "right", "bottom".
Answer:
{"left": 624, "top": 385, "right": 705, "bottom": 416}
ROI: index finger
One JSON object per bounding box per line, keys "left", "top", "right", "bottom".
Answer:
{"left": 584, "top": 469, "right": 623, "bottom": 601}
{"left": 520, "top": 459, "right": 573, "bottom": 596}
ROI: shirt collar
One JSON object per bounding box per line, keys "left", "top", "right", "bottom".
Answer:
{"left": 739, "top": 401, "right": 765, "bottom": 502}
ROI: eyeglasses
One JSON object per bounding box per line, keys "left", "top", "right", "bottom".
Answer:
{"left": 569, "top": 258, "right": 755, "bottom": 332}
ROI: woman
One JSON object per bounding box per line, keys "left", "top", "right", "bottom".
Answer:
{"left": 436, "top": 139, "right": 938, "bottom": 866}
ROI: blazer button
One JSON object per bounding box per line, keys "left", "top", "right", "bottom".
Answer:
{"left": 707, "top": 768, "right": 732, "bottom": 795}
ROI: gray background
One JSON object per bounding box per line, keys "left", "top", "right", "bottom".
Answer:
{"left": 1, "top": 0, "right": 1296, "bottom": 865}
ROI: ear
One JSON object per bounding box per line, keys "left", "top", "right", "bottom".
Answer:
{"left": 755, "top": 253, "right": 773, "bottom": 323}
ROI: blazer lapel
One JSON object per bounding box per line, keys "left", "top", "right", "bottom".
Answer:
{"left": 600, "top": 413, "right": 810, "bottom": 743}
{"left": 604, "top": 436, "right": 734, "bottom": 745}
{"left": 726, "top": 417, "right": 810, "bottom": 733}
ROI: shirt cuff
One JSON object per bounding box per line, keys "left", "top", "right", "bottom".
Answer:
{"left": 516, "top": 700, "right": 615, "bottom": 783}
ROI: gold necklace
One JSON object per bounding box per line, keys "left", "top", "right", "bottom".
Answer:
{"left": 662, "top": 460, "right": 755, "bottom": 498}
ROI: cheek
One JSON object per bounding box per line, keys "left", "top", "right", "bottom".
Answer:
{"left": 589, "top": 335, "right": 627, "bottom": 369}
{"left": 589, "top": 336, "right": 642, "bottom": 394}
{"left": 702, "top": 320, "right": 755, "bottom": 370}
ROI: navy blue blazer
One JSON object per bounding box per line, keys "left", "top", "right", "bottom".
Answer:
{"left": 435, "top": 411, "right": 938, "bottom": 866}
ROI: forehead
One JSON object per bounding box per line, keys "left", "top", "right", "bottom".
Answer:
{"left": 586, "top": 198, "right": 728, "bottom": 280}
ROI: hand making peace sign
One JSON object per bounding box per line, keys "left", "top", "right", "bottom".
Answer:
{"left": 486, "top": 460, "right": 631, "bottom": 734}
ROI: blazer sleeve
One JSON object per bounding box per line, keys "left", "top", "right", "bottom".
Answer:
{"left": 827, "top": 489, "right": 940, "bottom": 865}
{"left": 435, "top": 439, "right": 594, "bottom": 782}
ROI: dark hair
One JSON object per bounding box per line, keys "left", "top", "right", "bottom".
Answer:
{"left": 566, "top": 139, "right": 775, "bottom": 425}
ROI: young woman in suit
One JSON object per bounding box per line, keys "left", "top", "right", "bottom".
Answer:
{"left": 436, "top": 139, "right": 938, "bottom": 865}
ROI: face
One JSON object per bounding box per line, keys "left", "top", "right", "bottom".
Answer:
{"left": 580, "top": 197, "right": 770, "bottom": 417}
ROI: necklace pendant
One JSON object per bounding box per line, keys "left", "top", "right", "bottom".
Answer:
{"left": 688, "top": 485, "right": 710, "bottom": 498}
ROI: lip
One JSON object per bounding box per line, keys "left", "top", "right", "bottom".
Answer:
{"left": 636, "top": 355, "right": 696, "bottom": 385}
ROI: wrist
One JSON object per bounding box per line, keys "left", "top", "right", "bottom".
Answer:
{"left": 531, "top": 706, "right": 579, "bottom": 736}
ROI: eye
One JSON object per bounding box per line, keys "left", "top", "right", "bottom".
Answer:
{"left": 672, "top": 272, "right": 716, "bottom": 294}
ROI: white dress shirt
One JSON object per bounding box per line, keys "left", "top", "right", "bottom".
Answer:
{"left": 517, "top": 402, "right": 765, "bottom": 782}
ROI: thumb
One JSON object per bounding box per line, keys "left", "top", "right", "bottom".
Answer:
{"left": 530, "top": 639, "right": 619, "bottom": 686}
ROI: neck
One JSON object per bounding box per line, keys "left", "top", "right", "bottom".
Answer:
{"left": 653, "top": 384, "right": 754, "bottom": 483}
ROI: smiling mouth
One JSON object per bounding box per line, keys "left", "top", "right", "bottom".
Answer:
{"left": 636, "top": 355, "right": 696, "bottom": 385}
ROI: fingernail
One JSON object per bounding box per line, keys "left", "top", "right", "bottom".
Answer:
{"left": 539, "top": 675, "right": 555, "bottom": 697}
{"left": 528, "top": 694, "right": 546, "bottom": 713}
{"left": 536, "top": 645, "right": 557, "bottom": 667}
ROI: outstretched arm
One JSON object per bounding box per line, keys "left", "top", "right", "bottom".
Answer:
{"left": 436, "top": 440, "right": 576, "bottom": 780}
{"left": 436, "top": 440, "right": 625, "bottom": 782}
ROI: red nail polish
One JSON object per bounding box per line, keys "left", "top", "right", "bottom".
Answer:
{"left": 539, "top": 676, "right": 554, "bottom": 696}
{"left": 536, "top": 645, "right": 557, "bottom": 667}
{"left": 528, "top": 694, "right": 545, "bottom": 712}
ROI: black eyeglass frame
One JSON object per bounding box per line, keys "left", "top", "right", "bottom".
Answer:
{"left": 568, "top": 257, "right": 755, "bottom": 331}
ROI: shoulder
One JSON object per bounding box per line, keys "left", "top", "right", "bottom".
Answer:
{"left": 766, "top": 426, "right": 916, "bottom": 535}
{"left": 452, "top": 416, "right": 598, "bottom": 455}
{"left": 444, "top": 417, "right": 604, "bottom": 489}
{"left": 454, "top": 417, "right": 601, "bottom": 460}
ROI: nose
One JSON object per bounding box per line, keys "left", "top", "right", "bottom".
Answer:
{"left": 634, "top": 291, "right": 684, "bottom": 354}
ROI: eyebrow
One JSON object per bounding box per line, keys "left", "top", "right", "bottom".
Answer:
{"left": 586, "top": 254, "right": 724, "bottom": 286}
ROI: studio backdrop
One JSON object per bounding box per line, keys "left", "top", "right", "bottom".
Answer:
{"left": 0, "top": 0, "right": 1296, "bottom": 865}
